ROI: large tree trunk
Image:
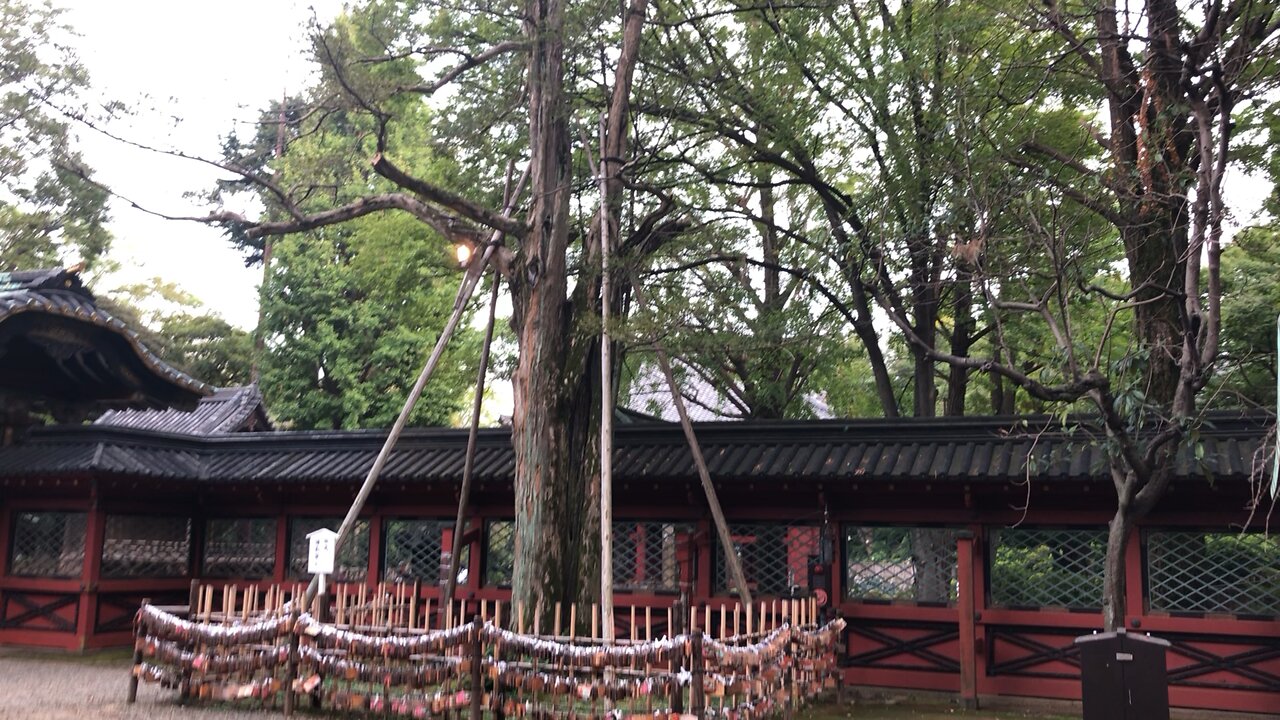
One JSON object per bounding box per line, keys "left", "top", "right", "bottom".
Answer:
{"left": 509, "top": 0, "right": 601, "bottom": 630}
{"left": 1101, "top": 503, "right": 1132, "bottom": 631}
{"left": 508, "top": 0, "right": 653, "bottom": 631}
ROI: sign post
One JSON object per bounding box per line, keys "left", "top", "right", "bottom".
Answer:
{"left": 307, "top": 528, "right": 338, "bottom": 600}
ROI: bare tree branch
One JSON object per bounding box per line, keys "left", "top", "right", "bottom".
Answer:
{"left": 400, "top": 40, "right": 528, "bottom": 96}
{"left": 371, "top": 152, "right": 525, "bottom": 237}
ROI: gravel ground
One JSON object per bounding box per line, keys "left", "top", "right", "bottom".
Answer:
{"left": 0, "top": 649, "right": 1078, "bottom": 720}
{"left": 0, "top": 648, "right": 274, "bottom": 720}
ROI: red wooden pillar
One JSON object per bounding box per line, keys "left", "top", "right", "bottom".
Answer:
{"left": 694, "top": 518, "right": 714, "bottom": 604}
{"left": 1123, "top": 524, "right": 1144, "bottom": 628}
{"left": 828, "top": 521, "right": 843, "bottom": 609}
{"left": 463, "top": 513, "right": 482, "bottom": 595}
{"left": 273, "top": 511, "right": 289, "bottom": 583}
{"left": 77, "top": 485, "right": 105, "bottom": 650}
{"left": 956, "top": 531, "right": 978, "bottom": 709}
{"left": 367, "top": 513, "right": 383, "bottom": 588}
{"left": 0, "top": 505, "right": 12, "bottom": 576}
{"left": 632, "top": 523, "right": 646, "bottom": 588}
{"left": 189, "top": 508, "right": 205, "bottom": 580}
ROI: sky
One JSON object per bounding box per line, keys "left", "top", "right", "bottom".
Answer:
{"left": 61, "top": 0, "right": 347, "bottom": 329}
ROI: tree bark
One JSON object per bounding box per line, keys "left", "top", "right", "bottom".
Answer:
{"left": 1101, "top": 502, "right": 1131, "bottom": 631}
{"left": 509, "top": 0, "right": 601, "bottom": 631}
{"left": 945, "top": 273, "right": 974, "bottom": 417}
{"left": 508, "top": 0, "right": 652, "bottom": 631}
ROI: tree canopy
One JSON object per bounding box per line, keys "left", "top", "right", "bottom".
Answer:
{"left": 190, "top": 0, "right": 1279, "bottom": 628}
{"left": 0, "top": 0, "right": 111, "bottom": 270}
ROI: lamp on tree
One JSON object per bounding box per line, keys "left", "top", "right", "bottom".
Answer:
{"left": 454, "top": 240, "right": 474, "bottom": 268}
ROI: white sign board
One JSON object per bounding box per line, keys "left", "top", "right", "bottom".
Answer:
{"left": 307, "top": 528, "right": 339, "bottom": 575}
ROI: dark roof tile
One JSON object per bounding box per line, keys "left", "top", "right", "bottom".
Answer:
{"left": 96, "top": 385, "right": 270, "bottom": 434}
{"left": 0, "top": 413, "right": 1268, "bottom": 490}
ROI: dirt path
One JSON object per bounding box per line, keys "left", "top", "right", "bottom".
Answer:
{"left": 0, "top": 649, "right": 265, "bottom": 720}
{"left": 0, "top": 649, "right": 1075, "bottom": 720}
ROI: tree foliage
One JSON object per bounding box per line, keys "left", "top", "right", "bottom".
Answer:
{"left": 193, "top": 0, "right": 1278, "bottom": 628}
{"left": 258, "top": 218, "right": 479, "bottom": 430}
{"left": 0, "top": 0, "right": 111, "bottom": 270}
{"left": 99, "top": 278, "right": 255, "bottom": 389}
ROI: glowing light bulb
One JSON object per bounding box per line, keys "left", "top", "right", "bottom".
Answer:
{"left": 455, "top": 242, "right": 473, "bottom": 267}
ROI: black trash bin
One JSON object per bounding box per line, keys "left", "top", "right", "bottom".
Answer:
{"left": 1074, "top": 629, "right": 1171, "bottom": 720}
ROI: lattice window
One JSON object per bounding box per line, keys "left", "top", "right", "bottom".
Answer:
{"left": 1146, "top": 530, "right": 1280, "bottom": 616}
{"left": 203, "top": 518, "right": 276, "bottom": 578}
{"left": 383, "top": 519, "right": 469, "bottom": 584}
{"left": 613, "top": 521, "right": 693, "bottom": 592}
{"left": 989, "top": 527, "right": 1106, "bottom": 609}
{"left": 287, "top": 518, "right": 369, "bottom": 582}
{"left": 716, "top": 522, "right": 822, "bottom": 596}
{"left": 485, "top": 520, "right": 515, "bottom": 587}
{"left": 844, "top": 526, "right": 959, "bottom": 604}
{"left": 101, "top": 515, "right": 191, "bottom": 578}
{"left": 9, "top": 511, "right": 86, "bottom": 577}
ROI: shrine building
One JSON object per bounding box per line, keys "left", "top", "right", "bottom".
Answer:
{"left": 0, "top": 268, "right": 1276, "bottom": 714}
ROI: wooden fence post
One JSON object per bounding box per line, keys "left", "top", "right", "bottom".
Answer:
{"left": 670, "top": 596, "right": 685, "bottom": 714}
{"left": 126, "top": 597, "right": 150, "bottom": 703}
{"left": 471, "top": 615, "right": 483, "bottom": 720}
{"left": 690, "top": 631, "right": 705, "bottom": 717}
{"left": 786, "top": 621, "right": 798, "bottom": 720}
{"left": 187, "top": 580, "right": 200, "bottom": 618}
{"left": 283, "top": 607, "right": 300, "bottom": 717}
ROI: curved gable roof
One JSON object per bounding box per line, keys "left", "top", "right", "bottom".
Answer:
{"left": 0, "top": 267, "right": 210, "bottom": 417}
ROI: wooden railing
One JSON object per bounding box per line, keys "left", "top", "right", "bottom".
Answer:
{"left": 127, "top": 582, "right": 843, "bottom": 718}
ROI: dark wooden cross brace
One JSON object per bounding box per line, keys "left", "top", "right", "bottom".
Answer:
{"left": 986, "top": 627, "right": 1083, "bottom": 678}
{"left": 0, "top": 592, "right": 78, "bottom": 631}
{"left": 1167, "top": 638, "right": 1280, "bottom": 692}
{"left": 844, "top": 621, "right": 961, "bottom": 672}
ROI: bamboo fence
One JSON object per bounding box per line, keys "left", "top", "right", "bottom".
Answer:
{"left": 128, "top": 582, "right": 844, "bottom": 719}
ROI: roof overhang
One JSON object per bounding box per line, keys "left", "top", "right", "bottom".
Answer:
{"left": 0, "top": 268, "right": 210, "bottom": 420}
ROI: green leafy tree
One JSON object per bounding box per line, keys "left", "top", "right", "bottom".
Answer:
{"left": 158, "top": 314, "right": 255, "bottom": 389}
{"left": 202, "top": 0, "right": 684, "bottom": 625}
{"left": 258, "top": 215, "right": 479, "bottom": 429}
{"left": 0, "top": 0, "right": 111, "bottom": 269}
{"left": 635, "top": 0, "right": 1276, "bottom": 629}
{"left": 1213, "top": 226, "right": 1280, "bottom": 408}
{"left": 631, "top": 183, "right": 849, "bottom": 420}
{"left": 99, "top": 278, "right": 254, "bottom": 388}
{"left": 863, "top": 0, "right": 1279, "bottom": 630}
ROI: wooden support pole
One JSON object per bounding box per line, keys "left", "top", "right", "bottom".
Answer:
{"left": 669, "top": 602, "right": 683, "bottom": 714}
{"left": 785, "top": 618, "right": 798, "bottom": 720}
{"left": 301, "top": 172, "right": 527, "bottom": 610}
{"left": 627, "top": 278, "right": 753, "bottom": 607}
{"left": 443, "top": 273, "right": 502, "bottom": 616}
{"left": 126, "top": 597, "right": 150, "bottom": 703}
{"left": 597, "top": 113, "right": 616, "bottom": 647}
{"left": 283, "top": 607, "right": 300, "bottom": 717}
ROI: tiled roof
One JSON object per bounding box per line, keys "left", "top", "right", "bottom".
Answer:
{"left": 0, "top": 412, "right": 1268, "bottom": 486}
{"left": 95, "top": 385, "right": 270, "bottom": 434}
{"left": 0, "top": 268, "right": 211, "bottom": 411}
